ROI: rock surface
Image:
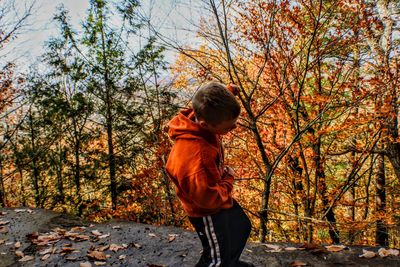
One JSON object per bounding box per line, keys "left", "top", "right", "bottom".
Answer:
{"left": 1, "top": 208, "right": 400, "bottom": 267}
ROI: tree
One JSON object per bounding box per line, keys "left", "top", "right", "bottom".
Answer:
{"left": 0, "top": 0, "right": 34, "bottom": 207}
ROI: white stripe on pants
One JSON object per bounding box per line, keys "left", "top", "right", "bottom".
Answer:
{"left": 204, "top": 216, "right": 221, "bottom": 267}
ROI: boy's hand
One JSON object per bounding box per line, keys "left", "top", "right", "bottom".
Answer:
{"left": 223, "top": 166, "right": 236, "bottom": 178}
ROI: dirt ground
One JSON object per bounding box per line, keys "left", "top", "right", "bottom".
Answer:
{"left": 1, "top": 208, "right": 399, "bottom": 267}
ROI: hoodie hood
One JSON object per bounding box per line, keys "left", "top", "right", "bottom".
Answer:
{"left": 168, "top": 108, "right": 216, "bottom": 144}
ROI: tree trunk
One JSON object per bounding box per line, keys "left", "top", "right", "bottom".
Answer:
{"left": 315, "top": 135, "right": 340, "bottom": 244}
{"left": 73, "top": 120, "right": 83, "bottom": 214}
{"left": 0, "top": 157, "right": 5, "bottom": 207}
{"left": 375, "top": 153, "right": 388, "bottom": 246}
{"left": 98, "top": 6, "right": 117, "bottom": 211}
{"left": 29, "top": 111, "right": 41, "bottom": 207}
{"left": 289, "top": 155, "right": 303, "bottom": 242}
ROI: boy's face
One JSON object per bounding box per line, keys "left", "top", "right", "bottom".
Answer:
{"left": 199, "top": 117, "right": 238, "bottom": 135}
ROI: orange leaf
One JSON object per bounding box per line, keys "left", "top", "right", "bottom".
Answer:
{"left": 87, "top": 250, "right": 106, "bottom": 261}
{"left": 290, "top": 261, "right": 307, "bottom": 266}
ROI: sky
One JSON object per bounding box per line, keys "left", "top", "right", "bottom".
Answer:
{"left": 2, "top": 1, "right": 89, "bottom": 64}
{"left": 2, "top": 0, "right": 204, "bottom": 71}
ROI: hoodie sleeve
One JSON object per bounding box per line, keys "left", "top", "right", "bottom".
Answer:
{"left": 179, "top": 151, "right": 234, "bottom": 210}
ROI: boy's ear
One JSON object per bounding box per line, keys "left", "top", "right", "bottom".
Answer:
{"left": 198, "top": 120, "right": 208, "bottom": 129}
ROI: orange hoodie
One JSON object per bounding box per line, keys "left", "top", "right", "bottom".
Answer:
{"left": 166, "top": 109, "right": 234, "bottom": 217}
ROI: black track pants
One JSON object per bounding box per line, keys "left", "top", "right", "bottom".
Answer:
{"left": 189, "top": 200, "right": 252, "bottom": 267}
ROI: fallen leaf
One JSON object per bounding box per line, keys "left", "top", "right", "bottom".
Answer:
{"left": 66, "top": 256, "right": 78, "bottom": 261}
{"left": 87, "top": 250, "right": 106, "bottom": 260}
{"left": 0, "top": 211, "right": 7, "bottom": 215}
{"left": 19, "top": 255, "right": 34, "bottom": 262}
{"left": 61, "top": 247, "right": 76, "bottom": 253}
{"left": 378, "top": 248, "right": 390, "bottom": 258}
{"left": 325, "top": 245, "right": 346, "bottom": 252}
{"left": 148, "top": 233, "right": 157, "bottom": 237}
{"left": 98, "top": 233, "right": 110, "bottom": 239}
{"left": 168, "top": 234, "right": 178, "bottom": 242}
{"left": 359, "top": 249, "right": 376, "bottom": 259}
{"left": 41, "top": 254, "right": 51, "bottom": 261}
{"left": 15, "top": 250, "right": 24, "bottom": 258}
{"left": 39, "top": 247, "right": 54, "bottom": 255}
{"left": 94, "top": 262, "right": 106, "bottom": 266}
{"left": 15, "top": 241, "right": 21, "bottom": 249}
{"left": 80, "top": 262, "right": 92, "bottom": 267}
{"left": 119, "top": 254, "right": 126, "bottom": 260}
{"left": 15, "top": 209, "right": 33, "bottom": 213}
{"left": 388, "top": 249, "right": 400, "bottom": 256}
{"left": 133, "top": 243, "right": 142, "bottom": 249}
{"left": 112, "top": 225, "right": 121, "bottom": 229}
{"left": 26, "top": 232, "right": 39, "bottom": 241}
{"left": 285, "top": 247, "right": 299, "bottom": 251}
{"left": 0, "top": 239, "right": 6, "bottom": 245}
{"left": 75, "top": 234, "right": 90, "bottom": 241}
{"left": 91, "top": 230, "right": 102, "bottom": 236}
{"left": 264, "top": 244, "right": 281, "bottom": 251}
{"left": 37, "top": 233, "right": 62, "bottom": 243}
{"left": 0, "top": 220, "right": 9, "bottom": 226}
{"left": 299, "top": 243, "right": 327, "bottom": 254}
{"left": 0, "top": 227, "right": 8, "bottom": 233}
{"left": 53, "top": 227, "right": 67, "bottom": 234}
{"left": 71, "top": 226, "right": 86, "bottom": 232}
{"left": 98, "top": 245, "right": 109, "bottom": 252}
{"left": 290, "top": 261, "right": 307, "bottom": 266}
{"left": 109, "top": 244, "right": 126, "bottom": 252}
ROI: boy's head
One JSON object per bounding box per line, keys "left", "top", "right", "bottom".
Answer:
{"left": 192, "top": 81, "right": 240, "bottom": 135}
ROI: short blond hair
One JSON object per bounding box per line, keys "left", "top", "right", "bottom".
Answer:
{"left": 192, "top": 81, "right": 240, "bottom": 125}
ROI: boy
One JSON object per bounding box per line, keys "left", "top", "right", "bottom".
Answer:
{"left": 166, "top": 81, "right": 254, "bottom": 267}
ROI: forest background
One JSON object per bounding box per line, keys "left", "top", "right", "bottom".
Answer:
{"left": 0, "top": 0, "right": 399, "bottom": 248}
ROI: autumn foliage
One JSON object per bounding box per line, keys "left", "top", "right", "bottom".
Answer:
{"left": 0, "top": 0, "right": 399, "bottom": 248}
